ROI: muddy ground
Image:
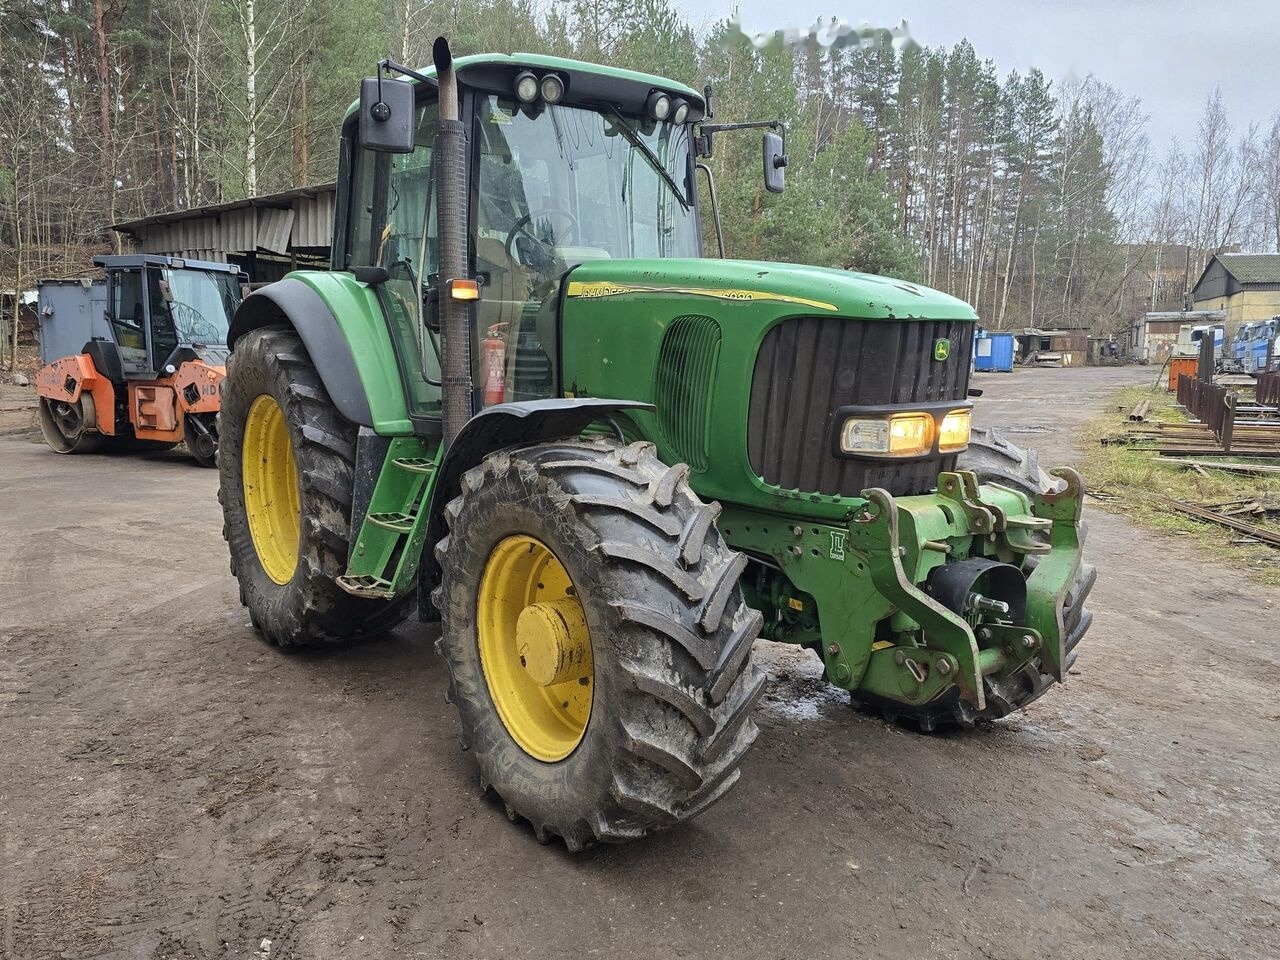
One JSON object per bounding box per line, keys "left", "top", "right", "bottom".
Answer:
{"left": 2, "top": 365, "right": 1277, "bottom": 959}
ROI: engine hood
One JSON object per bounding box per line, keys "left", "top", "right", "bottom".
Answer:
{"left": 562, "top": 258, "right": 978, "bottom": 322}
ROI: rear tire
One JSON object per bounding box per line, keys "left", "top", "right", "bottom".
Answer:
{"left": 852, "top": 426, "right": 1096, "bottom": 731}
{"left": 435, "top": 439, "right": 765, "bottom": 849}
{"left": 217, "top": 326, "right": 414, "bottom": 647}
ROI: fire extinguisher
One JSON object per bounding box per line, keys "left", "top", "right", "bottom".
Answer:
{"left": 482, "top": 323, "right": 507, "bottom": 406}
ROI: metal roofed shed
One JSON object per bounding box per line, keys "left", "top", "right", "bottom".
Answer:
{"left": 1191, "top": 253, "right": 1280, "bottom": 329}
{"left": 111, "top": 184, "right": 336, "bottom": 285}
{"left": 1137, "top": 309, "right": 1227, "bottom": 364}
{"left": 1014, "top": 327, "right": 1089, "bottom": 366}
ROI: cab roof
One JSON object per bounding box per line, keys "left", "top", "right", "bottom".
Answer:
{"left": 344, "top": 52, "right": 703, "bottom": 122}
{"left": 92, "top": 254, "right": 240, "bottom": 274}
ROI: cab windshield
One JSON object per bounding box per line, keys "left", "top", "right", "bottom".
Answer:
{"left": 474, "top": 95, "right": 698, "bottom": 277}
{"left": 159, "top": 268, "right": 240, "bottom": 345}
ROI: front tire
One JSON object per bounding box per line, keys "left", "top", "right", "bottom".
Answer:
{"left": 217, "top": 326, "right": 413, "bottom": 647}
{"left": 435, "top": 439, "right": 765, "bottom": 849}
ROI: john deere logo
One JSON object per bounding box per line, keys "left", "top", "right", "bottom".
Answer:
{"left": 933, "top": 338, "right": 951, "bottom": 361}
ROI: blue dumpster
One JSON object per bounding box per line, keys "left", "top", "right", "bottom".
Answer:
{"left": 974, "top": 331, "right": 1015, "bottom": 372}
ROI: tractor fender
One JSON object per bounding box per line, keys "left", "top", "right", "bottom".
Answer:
{"left": 416, "top": 398, "right": 655, "bottom": 621}
{"left": 227, "top": 278, "right": 373, "bottom": 427}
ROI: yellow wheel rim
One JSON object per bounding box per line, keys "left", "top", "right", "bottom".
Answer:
{"left": 477, "top": 535, "right": 593, "bottom": 762}
{"left": 242, "top": 394, "right": 300, "bottom": 585}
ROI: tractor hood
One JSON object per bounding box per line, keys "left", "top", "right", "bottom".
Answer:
{"left": 562, "top": 258, "right": 979, "bottom": 323}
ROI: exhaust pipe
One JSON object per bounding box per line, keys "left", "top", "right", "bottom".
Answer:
{"left": 433, "top": 36, "right": 471, "bottom": 446}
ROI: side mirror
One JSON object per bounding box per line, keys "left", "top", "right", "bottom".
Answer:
{"left": 763, "top": 131, "right": 787, "bottom": 194}
{"left": 359, "top": 76, "right": 415, "bottom": 153}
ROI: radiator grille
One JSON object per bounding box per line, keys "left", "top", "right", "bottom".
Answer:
{"left": 656, "top": 314, "right": 721, "bottom": 472}
{"left": 747, "top": 316, "right": 974, "bottom": 497}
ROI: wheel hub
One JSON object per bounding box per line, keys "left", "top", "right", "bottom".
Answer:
{"left": 516, "top": 598, "right": 591, "bottom": 687}
{"left": 477, "top": 535, "right": 593, "bottom": 762}
{"left": 241, "top": 394, "right": 300, "bottom": 585}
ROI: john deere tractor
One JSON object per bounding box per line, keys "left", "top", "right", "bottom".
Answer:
{"left": 218, "top": 40, "right": 1094, "bottom": 849}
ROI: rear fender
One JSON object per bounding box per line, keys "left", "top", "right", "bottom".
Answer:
{"left": 227, "top": 272, "right": 411, "bottom": 433}
{"left": 416, "top": 398, "right": 655, "bottom": 621}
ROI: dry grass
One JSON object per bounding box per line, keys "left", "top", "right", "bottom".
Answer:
{"left": 1080, "top": 384, "right": 1280, "bottom": 585}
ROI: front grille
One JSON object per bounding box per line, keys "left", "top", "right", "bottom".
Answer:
{"left": 747, "top": 316, "right": 973, "bottom": 497}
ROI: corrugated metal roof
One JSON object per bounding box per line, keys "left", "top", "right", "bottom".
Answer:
{"left": 293, "top": 190, "right": 334, "bottom": 249}
{"left": 1215, "top": 253, "right": 1280, "bottom": 284}
{"left": 111, "top": 184, "right": 337, "bottom": 262}
{"left": 257, "top": 207, "right": 296, "bottom": 255}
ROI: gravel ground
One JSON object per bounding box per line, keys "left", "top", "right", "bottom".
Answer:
{"left": 1, "top": 364, "right": 1277, "bottom": 959}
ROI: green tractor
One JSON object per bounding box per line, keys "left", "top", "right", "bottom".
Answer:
{"left": 218, "top": 39, "right": 1094, "bottom": 848}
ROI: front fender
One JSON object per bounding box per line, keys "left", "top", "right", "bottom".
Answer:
{"left": 416, "top": 398, "right": 655, "bottom": 621}
{"left": 228, "top": 272, "right": 411, "bottom": 432}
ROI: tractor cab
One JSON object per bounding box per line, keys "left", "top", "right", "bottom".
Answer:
{"left": 96, "top": 255, "right": 241, "bottom": 378}
{"left": 330, "top": 53, "right": 784, "bottom": 424}
{"left": 1247, "top": 317, "right": 1279, "bottom": 375}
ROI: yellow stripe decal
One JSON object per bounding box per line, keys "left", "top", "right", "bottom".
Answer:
{"left": 565, "top": 280, "right": 837, "bottom": 312}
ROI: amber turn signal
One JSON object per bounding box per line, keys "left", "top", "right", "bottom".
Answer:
{"left": 938, "top": 409, "right": 972, "bottom": 452}
{"left": 447, "top": 278, "right": 481, "bottom": 301}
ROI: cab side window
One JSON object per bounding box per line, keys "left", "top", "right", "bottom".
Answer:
{"left": 110, "top": 269, "right": 147, "bottom": 356}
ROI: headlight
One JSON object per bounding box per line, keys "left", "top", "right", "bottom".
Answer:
{"left": 514, "top": 71, "right": 539, "bottom": 103}
{"left": 540, "top": 73, "right": 565, "bottom": 104}
{"left": 646, "top": 91, "right": 672, "bottom": 121}
{"left": 840, "top": 413, "right": 933, "bottom": 457}
{"left": 938, "top": 409, "right": 972, "bottom": 452}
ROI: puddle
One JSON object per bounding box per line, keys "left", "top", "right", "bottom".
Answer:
{"left": 753, "top": 642, "right": 848, "bottom": 723}
{"left": 758, "top": 683, "right": 847, "bottom": 722}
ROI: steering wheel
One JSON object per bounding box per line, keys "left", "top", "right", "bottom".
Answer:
{"left": 504, "top": 210, "right": 579, "bottom": 269}
{"left": 170, "top": 302, "right": 222, "bottom": 344}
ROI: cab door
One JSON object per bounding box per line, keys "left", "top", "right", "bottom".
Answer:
{"left": 345, "top": 95, "right": 442, "bottom": 425}
{"left": 146, "top": 266, "right": 180, "bottom": 370}
{"left": 107, "top": 268, "right": 153, "bottom": 378}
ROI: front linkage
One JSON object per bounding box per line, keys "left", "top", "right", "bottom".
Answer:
{"left": 723, "top": 468, "right": 1085, "bottom": 721}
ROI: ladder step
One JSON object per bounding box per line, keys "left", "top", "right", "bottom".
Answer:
{"left": 392, "top": 457, "right": 437, "bottom": 474}
{"left": 336, "top": 574, "right": 395, "bottom": 599}
{"left": 368, "top": 511, "right": 416, "bottom": 532}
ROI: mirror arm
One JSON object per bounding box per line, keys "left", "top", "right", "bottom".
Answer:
{"left": 699, "top": 119, "right": 786, "bottom": 154}
{"left": 377, "top": 58, "right": 439, "bottom": 89}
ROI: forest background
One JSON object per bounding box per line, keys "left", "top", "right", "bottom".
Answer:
{"left": 3, "top": 0, "right": 1279, "bottom": 367}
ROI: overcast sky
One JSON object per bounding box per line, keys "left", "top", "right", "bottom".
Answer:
{"left": 682, "top": 0, "right": 1280, "bottom": 151}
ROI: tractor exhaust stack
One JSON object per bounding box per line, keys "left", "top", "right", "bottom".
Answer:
{"left": 433, "top": 36, "right": 472, "bottom": 446}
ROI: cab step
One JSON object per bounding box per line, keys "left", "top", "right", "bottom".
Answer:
{"left": 336, "top": 574, "right": 395, "bottom": 599}
{"left": 340, "top": 436, "right": 443, "bottom": 601}
{"left": 368, "top": 511, "right": 416, "bottom": 532}
{"left": 392, "top": 457, "right": 437, "bottom": 474}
